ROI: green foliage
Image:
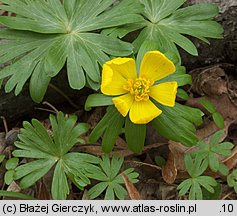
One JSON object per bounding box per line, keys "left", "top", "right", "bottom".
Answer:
{"left": 199, "top": 99, "right": 216, "bottom": 114}
{"left": 4, "top": 158, "right": 19, "bottom": 185}
{"left": 87, "top": 155, "right": 139, "bottom": 200}
{"left": 177, "top": 154, "right": 217, "bottom": 200}
{"left": 192, "top": 130, "right": 233, "bottom": 175}
{"left": 212, "top": 112, "right": 225, "bottom": 129}
{"left": 0, "top": 190, "right": 36, "bottom": 200}
{"left": 227, "top": 169, "right": 237, "bottom": 194}
{"left": 87, "top": 101, "right": 203, "bottom": 152}
{"left": 0, "top": 0, "right": 143, "bottom": 102}
{"left": 12, "top": 112, "right": 101, "bottom": 200}
{"left": 202, "top": 182, "right": 222, "bottom": 200}
{"left": 0, "top": 154, "right": 5, "bottom": 163}
{"left": 105, "top": 0, "right": 223, "bottom": 59}
{"left": 155, "top": 156, "right": 166, "bottom": 167}
{"left": 199, "top": 99, "right": 224, "bottom": 129}
{"left": 152, "top": 103, "right": 203, "bottom": 147}
{"left": 177, "top": 88, "right": 190, "bottom": 101}
{"left": 88, "top": 106, "right": 124, "bottom": 153}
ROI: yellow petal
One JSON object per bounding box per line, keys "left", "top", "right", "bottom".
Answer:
{"left": 149, "top": 81, "right": 178, "bottom": 107}
{"left": 106, "top": 57, "right": 137, "bottom": 80}
{"left": 140, "top": 51, "right": 176, "bottom": 82}
{"left": 101, "top": 64, "right": 128, "bottom": 96}
{"left": 112, "top": 93, "right": 134, "bottom": 117}
{"left": 101, "top": 58, "right": 137, "bottom": 96}
{"left": 129, "top": 100, "right": 162, "bottom": 124}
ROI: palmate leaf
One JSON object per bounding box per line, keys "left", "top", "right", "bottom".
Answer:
{"left": 178, "top": 154, "right": 217, "bottom": 200}
{"left": 0, "top": 0, "right": 143, "bottom": 102}
{"left": 105, "top": 0, "right": 223, "bottom": 59}
{"left": 87, "top": 155, "right": 139, "bottom": 200}
{"left": 12, "top": 112, "right": 101, "bottom": 200}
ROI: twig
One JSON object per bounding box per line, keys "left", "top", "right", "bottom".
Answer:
{"left": 42, "top": 101, "right": 59, "bottom": 114}
{"left": 221, "top": 191, "right": 234, "bottom": 200}
{"left": 0, "top": 116, "right": 8, "bottom": 133}
{"left": 35, "top": 107, "right": 57, "bottom": 114}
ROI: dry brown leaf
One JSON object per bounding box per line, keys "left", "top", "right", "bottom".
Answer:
{"left": 223, "top": 146, "right": 237, "bottom": 170}
{"left": 81, "top": 190, "right": 90, "bottom": 200}
{"left": 187, "top": 95, "right": 237, "bottom": 121}
{"left": 125, "top": 160, "right": 161, "bottom": 171}
{"left": 78, "top": 143, "right": 164, "bottom": 157}
{"left": 121, "top": 173, "right": 141, "bottom": 200}
{"left": 162, "top": 151, "right": 177, "bottom": 184}
{"left": 36, "top": 181, "right": 51, "bottom": 200}
{"left": 190, "top": 64, "right": 235, "bottom": 97}
{"left": 196, "top": 118, "right": 233, "bottom": 142}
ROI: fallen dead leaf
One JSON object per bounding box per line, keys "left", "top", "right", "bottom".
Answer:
{"left": 122, "top": 173, "right": 141, "bottom": 200}
{"left": 162, "top": 151, "right": 177, "bottom": 184}
{"left": 36, "top": 181, "right": 51, "bottom": 200}
{"left": 190, "top": 64, "right": 235, "bottom": 97}
{"left": 78, "top": 143, "right": 165, "bottom": 158}
{"left": 124, "top": 160, "right": 161, "bottom": 171}
{"left": 223, "top": 146, "right": 237, "bottom": 170}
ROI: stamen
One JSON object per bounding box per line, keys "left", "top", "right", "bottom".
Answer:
{"left": 123, "top": 77, "right": 153, "bottom": 102}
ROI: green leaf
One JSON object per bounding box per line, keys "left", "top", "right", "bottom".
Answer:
{"left": 185, "top": 154, "right": 195, "bottom": 177}
{"left": 177, "top": 88, "right": 189, "bottom": 100}
{"left": 189, "top": 180, "right": 202, "bottom": 200}
{"left": 209, "top": 130, "right": 224, "bottom": 147}
{"left": 152, "top": 103, "right": 201, "bottom": 147}
{"left": 159, "top": 72, "right": 192, "bottom": 87}
{"left": 44, "top": 36, "right": 68, "bottom": 77}
{"left": 155, "top": 156, "right": 166, "bottom": 167}
{"left": 0, "top": 0, "right": 141, "bottom": 100}
{"left": 199, "top": 99, "right": 216, "bottom": 114}
{"left": 12, "top": 111, "right": 102, "bottom": 199}
{"left": 218, "top": 164, "right": 229, "bottom": 176}
{"left": 89, "top": 106, "right": 118, "bottom": 144}
{"left": 85, "top": 94, "right": 113, "bottom": 111}
{"left": 51, "top": 161, "right": 69, "bottom": 200}
{"left": 4, "top": 170, "right": 14, "bottom": 185}
{"left": 212, "top": 112, "right": 225, "bottom": 129}
{"left": 141, "top": 0, "right": 186, "bottom": 22}
{"left": 88, "top": 155, "right": 138, "bottom": 200}
{"left": 14, "top": 159, "right": 55, "bottom": 180}
{"left": 227, "top": 170, "right": 237, "bottom": 190}
{"left": 208, "top": 153, "right": 220, "bottom": 172}
{"left": 202, "top": 182, "right": 222, "bottom": 200}
{"left": 5, "top": 158, "right": 19, "bottom": 170}
{"left": 158, "top": 25, "right": 198, "bottom": 56}
{"left": 19, "top": 160, "right": 55, "bottom": 189}
{"left": 185, "top": 154, "right": 208, "bottom": 177}
{"left": 88, "top": 182, "right": 108, "bottom": 200}
{"left": 29, "top": 62, "right": 51, "bottom": 103}
{"left": 0, "top": 154, "right": 5, "bottom": 163}
{"left": 177, "top": 179, "right": 192, "bottom": 197}
{"left": 196, "top": 176, "right": 217, "bottom": 193}
{"left": 125, "top": 117, "right": 146, "bottom": 153}
{"left": 102, "top": 111, "right": 125, "bottom": 153}
{"left": 0, "top": 190, "right": 36, "bottom": 200}
{"left": 211, "top": 142, "right": 234, "bottom": 157}
{"left": 67, "top": 42, "right": 85, "bottom": 90}
{"left": 113, "top": 1, "right": 224, "bottom": 58}
{"left": 105, "top": 186, "right": 115, "bottom": 200}
{"left": 113, "top": 183, "right": 128, "bottom": 200}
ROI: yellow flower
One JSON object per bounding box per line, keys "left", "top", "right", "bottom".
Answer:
{"left": 101, "top": 51, "right": 178, "bottom": 124}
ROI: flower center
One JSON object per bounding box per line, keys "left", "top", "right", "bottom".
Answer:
{"left": 124, "top": 77, "right": 153, "bottom": 102}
